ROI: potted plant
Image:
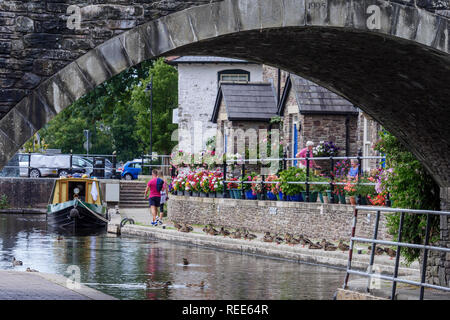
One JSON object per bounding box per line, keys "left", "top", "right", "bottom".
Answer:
{"left": 279, "top": 167, "right": 306, "bottom": 201}
{"left": 311, "top": 175, "right": 328, "bottom": 203}
{"left": 343, "top": 179, "right": 357, "bottom": 205}
{"left": 265, "top": 175, "right": 279, "bottom": 200}
{"left": 241, "top": 172, "right": 258, "bottom": 200}
{"left": 227, "top": 177, "right": 239, "bottom": 199}
{"left": 209, "top": 171, "right": 224, "bottom": 198}
{"left": 199, "top": 174, "right": 210, "bottom": 197}
{"left": 251, "top": 175, "right": 264, "bottom": 200}
{"left": 357, "top": 177, "right": 376, "bottom": 205}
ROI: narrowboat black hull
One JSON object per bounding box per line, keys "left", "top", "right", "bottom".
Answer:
{"left": 47, "top": 200, "right": 108, "bottom": 230}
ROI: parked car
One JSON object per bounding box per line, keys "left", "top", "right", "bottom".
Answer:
{"left": 119, "top": 161, "right": 142, "bottom": 180}
{"left": 82, "top": 157, "right": 114, "bottom": 179}
{"left": 19, "top": 154, "right": 89, "bottom": 178}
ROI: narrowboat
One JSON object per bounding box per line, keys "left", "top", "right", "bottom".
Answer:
{"left": 47, "top": 176, "right": 109, "bottom": 230}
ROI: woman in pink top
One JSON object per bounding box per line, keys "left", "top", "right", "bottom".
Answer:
{"left": 296, "top": 141, "right": 321, "bottom": 169}
{"left": 144, "top": 170, "right": 161, "bottom": 226}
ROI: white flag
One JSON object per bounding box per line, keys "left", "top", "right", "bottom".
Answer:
{"left": 91, "top": 181, "right": 98, "bottom": 201}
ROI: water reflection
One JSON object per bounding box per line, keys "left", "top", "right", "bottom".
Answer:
{"left": 0, "top": 214, "right": 345, "bottom": 300}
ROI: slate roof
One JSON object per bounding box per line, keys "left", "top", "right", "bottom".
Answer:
{"left": 211, "top": 83, "right": 278, "bottom": 123}
{"left": 166, "top": 56, "right": 255, "bottom": 65}
{"left": 279, "top": 75, "right": 359, "bottom": 115}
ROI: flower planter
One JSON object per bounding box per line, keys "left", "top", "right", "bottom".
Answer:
{"left": 216, "top": 192, "right": 224, "bottom": 198}
{"left": 200, "top": 192, "right": 208, "bottom": 198}
{"left": 360, "top": 196, "right": 368, "bottom": 205}
{"left": 318, "top": 191, "right": 325, "bottom": 203}
{"left": 349, "top": 196, "right": 357, "bottom": 205}
{"left": 267, "top": 191, "right": 277, "bottom": 201}
{"left": 288, "top": 193, "right": 303, "bottom": 202}
{"left": 326, "top": 190, "right": 339, "bottom": 204}
{"left": 192, "top": 192, "right": 200, "bottom": 197}
{"left": 177, "top": 191, "right": 183, "bottom": 196}
{"left": 209, "top": 192, "right": 216, "bottom": 198}
{"left": 339, "top": 194, "right": 346, "bottom": 204}
{"left": 245, "top": 190, "right": 257, "bottom": 200}
{"left": 301, "top": 191, "right": 318, "bottom": 202}
{"left": 276, "top": 192, "right": 284, "bottom": 201}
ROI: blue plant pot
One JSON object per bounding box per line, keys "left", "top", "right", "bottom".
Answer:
{"left": 245, "top": 190, "right": 257, "bottom": 200}
{"left": 267, "top": 191, "right": 277, "bottom": 201}
{"left": 289, "top": 193, "right": 303, "bottom": 202}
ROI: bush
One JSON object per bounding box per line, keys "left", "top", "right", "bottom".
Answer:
{"left": 0, "top": 194, "right": 9, "bottom": 209}
{"left": 374, "top": 131, "right": 440, "bottom": 264}
{"left": 279, "top": 167, "right": 306, "bottom": 195}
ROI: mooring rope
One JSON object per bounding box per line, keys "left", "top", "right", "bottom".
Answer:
{"left": 75, "top": 199, "right": 109, "bottom": 223}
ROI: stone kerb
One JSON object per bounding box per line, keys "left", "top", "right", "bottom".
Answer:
{"left": 167, "top": 195, "right": 392, "bottom": 241}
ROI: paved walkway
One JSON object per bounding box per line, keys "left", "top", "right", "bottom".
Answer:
{"left": 0, "top": 270, "right": 116, "bottom": 300}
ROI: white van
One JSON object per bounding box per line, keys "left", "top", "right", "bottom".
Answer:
{"left": 19, "top": 154, "right": 90, "bottom": 178}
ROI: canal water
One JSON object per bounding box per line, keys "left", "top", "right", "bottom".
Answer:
{"left": 0, "top": 214, "right": 346, "bottom": 300}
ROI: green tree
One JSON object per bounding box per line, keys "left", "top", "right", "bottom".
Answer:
{"left": 38, "top": 60, "right": 154, "bottom": 160}
{"left": 374, "top": 131, "right": 440, "bottom": 264}
{"left": 130, "top": 58, "right": 178, "bottom": 156}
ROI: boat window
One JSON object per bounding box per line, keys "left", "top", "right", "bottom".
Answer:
{"left": 69, "top": 181, "right": 86, "bottom": 201}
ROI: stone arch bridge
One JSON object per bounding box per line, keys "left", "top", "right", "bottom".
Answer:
{"left": 0, "top": 0, "right": 450, "bottom": 285}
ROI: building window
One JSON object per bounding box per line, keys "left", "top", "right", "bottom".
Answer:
{"left": 218, "top": 69, "right": 250, "bottom": 86}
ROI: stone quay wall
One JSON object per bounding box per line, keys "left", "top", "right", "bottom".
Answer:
{"left": 0, "top": 177, "right": 55, "bottom": 208}
{"left": 167, "top": 195, "right": 392, "bottom": 241}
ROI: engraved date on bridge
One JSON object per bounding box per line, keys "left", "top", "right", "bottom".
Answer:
{"left": 308, "top": 2, "right": 327, "bottom": 10}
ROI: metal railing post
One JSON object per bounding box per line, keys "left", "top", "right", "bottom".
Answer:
{"left": 391, "top": 211, "right": 405, "bottom": 300}
{"left": 223, "top": 162, "right": 228, "bottom": 198}
{"left": 69, "top": 150, "right": 73, "bottom": 174}
{"left": 305, "top": 150, "right": 310, "bottom": 202}
{"left": 283, "top": 151, "right": 287, "bottom": 170}
{"left": 344, "top": 207, "right": 358, "bottom": 289}
{"left": 385, "top": 192, "right": 391, "bottom": 207}
{"left": 357, "top": 150, "right": 362, "bottom": 205}
{"left": 112, "top": 151, "right": 117, "bottom": 179}
{"left": 261, "top": 175, "right": 266, "bottom": 200}
{"left": 241, "top": 162, "right": 245, "bottom": 199}
{"left": 367, "top": 210, "right": 381, "bottom": 293}
{"left": 330, "top": 156, "right": 335, "bottom": 203}
{"left": 419, "top": 214, "right": 432, "bottom": 300}
{"left": 27, "top": 151, "right": 31, "bottom": 178}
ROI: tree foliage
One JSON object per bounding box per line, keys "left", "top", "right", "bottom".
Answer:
{"left": 36, "top": 58, "right": 178, "bottom": 162}
{"left": 374, "top": 131, "right": 440, "bottom": 264}
{"left": 130, "top": 58, "right": 178, "bottom": 155}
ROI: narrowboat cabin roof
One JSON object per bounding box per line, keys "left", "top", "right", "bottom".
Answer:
{"left": 49, "top": 177, "right": 103, "bottom": 205}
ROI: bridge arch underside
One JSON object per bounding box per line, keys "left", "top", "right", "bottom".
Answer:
{"left": 0, "top": 0, "right": 449, "bottom": 188}
{"left": 169, "top": 27, "right": 450, "bottom": 187}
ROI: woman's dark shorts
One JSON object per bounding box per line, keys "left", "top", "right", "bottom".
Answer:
{"left": 149, "top": 196, "right": 161, "bottom": 207}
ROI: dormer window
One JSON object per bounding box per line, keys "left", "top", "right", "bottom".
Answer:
{"left": 218, "top": 69, "right": 250, "bottom": 85}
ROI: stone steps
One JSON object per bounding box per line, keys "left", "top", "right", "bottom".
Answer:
{"left": 119, "top": 181, "right": 149, "bottom": 208}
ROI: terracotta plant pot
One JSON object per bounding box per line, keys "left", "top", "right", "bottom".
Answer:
{"left": 349, "top": 196, "right": 357, "bottom": 205}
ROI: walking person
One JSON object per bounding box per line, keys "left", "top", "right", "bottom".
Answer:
{"left": 144, "top": 170, "right": 163, "bottom": 226}
{"left": 157, "top": 171, "right": 168, "bottom": 225}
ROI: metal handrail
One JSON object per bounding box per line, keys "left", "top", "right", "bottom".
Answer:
{"left": 343, "top": 206, "right": 450, "bottom": 300}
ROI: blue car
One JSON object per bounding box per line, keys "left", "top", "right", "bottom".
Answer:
{"left": 119, "top": 161, "right": 142, "bottom": 180}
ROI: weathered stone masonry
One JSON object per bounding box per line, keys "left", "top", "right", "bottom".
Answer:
{"left": 167, "top": 195, "right": 392, "bottom": 241}
{"left": 0, "top": 0, "right": 449, "bottom": 286}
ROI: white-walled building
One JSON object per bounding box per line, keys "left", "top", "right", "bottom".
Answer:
{"left": 166, "top": 56, "right": 264, "bottom": 153}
